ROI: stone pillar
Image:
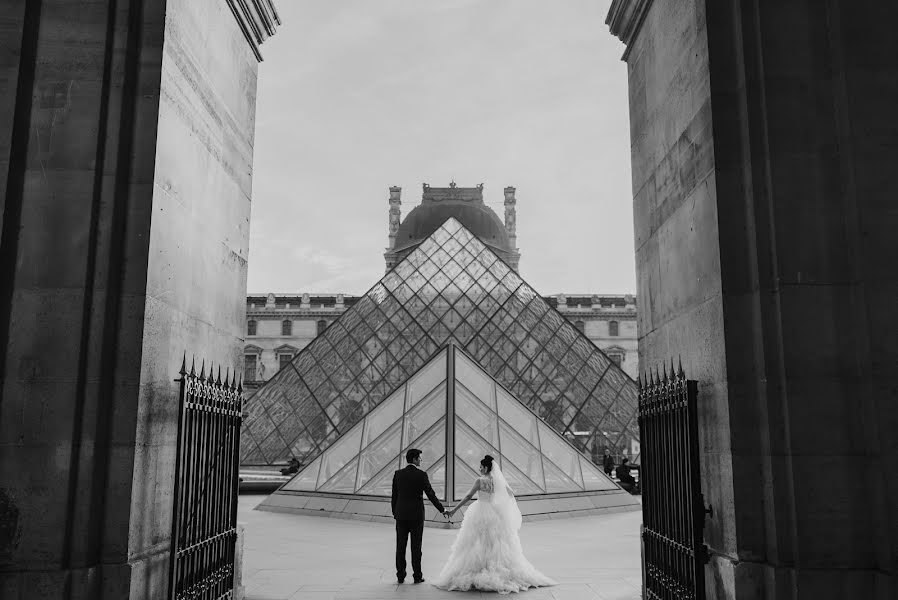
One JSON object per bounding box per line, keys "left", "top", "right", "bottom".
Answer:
{"left": 0, "top": 1, "right": 278, "bottom": 598}
{"left": 503, "top": 186, "right": 521, "bottom": 271}
{"left": 388, "top": 186, "right": 402, "bottom": 250}
{"left": 503, "top": 186, "right": 517, "bottom": 248}
{"left": 607, "top": 1, "right": 897, "bottom": 598}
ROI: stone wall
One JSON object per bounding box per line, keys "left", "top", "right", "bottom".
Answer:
{"left": 610, "top": 0, "right": 898, "bottom": 597}
{"left": 0, "top": 1, "right": 275, "bottom": 597}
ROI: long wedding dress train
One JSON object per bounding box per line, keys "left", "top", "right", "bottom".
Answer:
{"left": 433, "top": 468, "right": 556, "bottom": 595}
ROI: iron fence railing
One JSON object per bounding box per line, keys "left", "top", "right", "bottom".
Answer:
{"left": 170, "top": 357, "right": 244, "bottom": 600}
{"left": 638, "top": 362, "right": 710, "bottom": 600}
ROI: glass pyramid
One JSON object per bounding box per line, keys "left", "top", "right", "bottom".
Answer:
{"left": 281, "top": 345, "right": 617, "bottom": 500}
{"left": 241, "top": 217, "right": 639, "bottom": 467}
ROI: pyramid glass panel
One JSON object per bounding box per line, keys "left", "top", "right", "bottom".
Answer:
{"left": 580, "top": 456, "right": 617, "bottom": 491}
{"left": 537, "top": 420, "right": 583, "bottom": 487}
{"left": 456, "top": 352, "right": 495, "bottom": 409}
{"left": 543, "top": 457, "right": 583, "bottom": 493}
{"left": 408, "top": 420, "right": 446, "bottom": 483}
{"left": 498, "top": 421, "right": 544, "bottom": 490}
{"left": 361, "top": 388, "right": 404, "bottom": 448}
{"left": 496, "top": 387, "right": 539, "bottom": 447}
{"left": 500, "top": 459, "right": 545, "bottom": 496}
{"left": 241, "top": 218, "right": 638, "bottom": 470}
{"left": 427, "top": 457, "right": 446, "bottom": 500}
{"left": 455, "top": 420, "right": 498, "bottom": 481}
{"left": 283, "top": 455, "right": 321, "bottom": 492}
{"left": 319, "top": 457, "right": 359, "bottom": 493}
{"left": 278, "top": 345, "right": 621, "bottom": 505}
{"left": 356, "top": 462, "right": 397, "bottom": 496}
{"left": 356, "top": 420, "right": 402, "bottom": 490}
{"left": 455, "top": 385, "right": 500, "bottom": 448}
{"left": 454, "top": 455, "right": 480, "bottom": 499}
{"left": 402, "top": 387, "right": 445, "bottom": 448}
{"left": 318, "top": 427, "right": 362, "bottom": 487}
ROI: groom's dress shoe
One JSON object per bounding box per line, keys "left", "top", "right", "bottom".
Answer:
{"left": 397, "top": 579, "right": 404, "bottom": 584}
{"left": 413, "top": 578, "right": 425, "bottom": 584}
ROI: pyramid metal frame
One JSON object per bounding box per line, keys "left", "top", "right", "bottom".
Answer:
{"left": 279, "top": 344, "right": 619, "bottom": 501}
{"left": 241, "top": 218, "right": 639, "bottom": 467}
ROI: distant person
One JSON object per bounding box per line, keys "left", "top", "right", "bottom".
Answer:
{"left": 280, "top": 457, "right": 301, "bottom": 476}
{"left": 616, "top": 458, "right": 638, "bottom": 494}
{"left": 602, "top": 451, "right": 615, "bottom": 477}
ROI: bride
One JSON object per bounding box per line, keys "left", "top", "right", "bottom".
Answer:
{"left": 433, "top": 455, "right": 556, "bottom": 594}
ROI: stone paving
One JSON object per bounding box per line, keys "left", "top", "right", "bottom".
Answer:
{"left": 239, "top": 494, "right": 642, "bottom": 600}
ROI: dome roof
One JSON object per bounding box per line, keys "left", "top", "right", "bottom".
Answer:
{"left": 394, "top": 200, "right": 511, "bottom": 253}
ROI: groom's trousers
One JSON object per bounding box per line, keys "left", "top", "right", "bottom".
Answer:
{"left": 395, "top": 518, "right": 424, "bottom": 579}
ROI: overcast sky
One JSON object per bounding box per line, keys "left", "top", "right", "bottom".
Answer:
{"left": 247, "top": 0, "right": 632, "bottom": 297}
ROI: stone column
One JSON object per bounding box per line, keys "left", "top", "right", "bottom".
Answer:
{"left": 388, "top": 186, "right": 402, "bottom": 250}
{"left": 607, "top": 1, "right": 897, "bottom": 598}
{"left": 0, "top": 1, "right": 278, "bottom": 598}
{"left": 503, "top": 186, "right": 517, "bottom": 249}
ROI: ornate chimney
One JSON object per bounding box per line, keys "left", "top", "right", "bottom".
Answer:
{"left": 387, "top": 186, "right": 402, "bottom": 250}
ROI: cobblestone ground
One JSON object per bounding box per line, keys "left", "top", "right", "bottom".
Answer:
{"left": 239, "top": 494, "right": 642, "bottom": 600}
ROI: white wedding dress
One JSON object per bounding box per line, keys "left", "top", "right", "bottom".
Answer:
{"left": 433, "top": 466, "right": 556, "bottom": 594}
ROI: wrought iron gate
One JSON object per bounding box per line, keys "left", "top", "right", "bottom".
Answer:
{"left": 638, "top": 363, "right": 709, "bottom": 600}
{"left": 170, "top": 357, "right": 245, "bottom": 600}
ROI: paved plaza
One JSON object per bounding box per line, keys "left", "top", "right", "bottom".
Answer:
{"left": 239, "top": 494, "right": 642, "bottom": 600}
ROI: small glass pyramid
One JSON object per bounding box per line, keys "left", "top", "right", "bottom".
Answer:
{"left": 241, "top": 217, "right": 639, "bottom": 468}
{"left": 281, "top": 345, "right": 617, "bottom": 500}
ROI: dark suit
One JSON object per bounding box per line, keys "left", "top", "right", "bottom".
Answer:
{"left": 391, "top": 464, "right": 444, "bottom": 581}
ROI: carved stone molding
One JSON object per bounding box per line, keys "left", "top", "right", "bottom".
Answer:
{"left": 606, "top": 0, "right": 654, "bottom": 61}
{"left": 226, "top": 0, "right": 281, "bottom": 62}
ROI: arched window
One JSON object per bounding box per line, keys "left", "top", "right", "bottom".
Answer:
{"left": 282, "top": 319, "right": 292, "bottom": 336}
{"left": 608, "top": 320, "right": 619, "bottom": 336}
{"left": 317, "top": 320, "right": 327, "bottom": 336}
{"left": 247, "top": 319, "right": 257, "bottom": 336}
{"left": 574, "top": 320, "right": 585, "bottom": 333}
{"left": 609, "top": 352, "right": 624, "bottom": 367}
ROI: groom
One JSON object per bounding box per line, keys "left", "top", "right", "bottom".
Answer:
{"left": 391, "top": 448, "right": 448, "bottom": 584}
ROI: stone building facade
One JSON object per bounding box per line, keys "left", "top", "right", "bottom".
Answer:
{"left": 607, "top": 1, "right": 898, "bottom": 597}
{"left": 0, "top": 2, "right": 279, "bottom": 597}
